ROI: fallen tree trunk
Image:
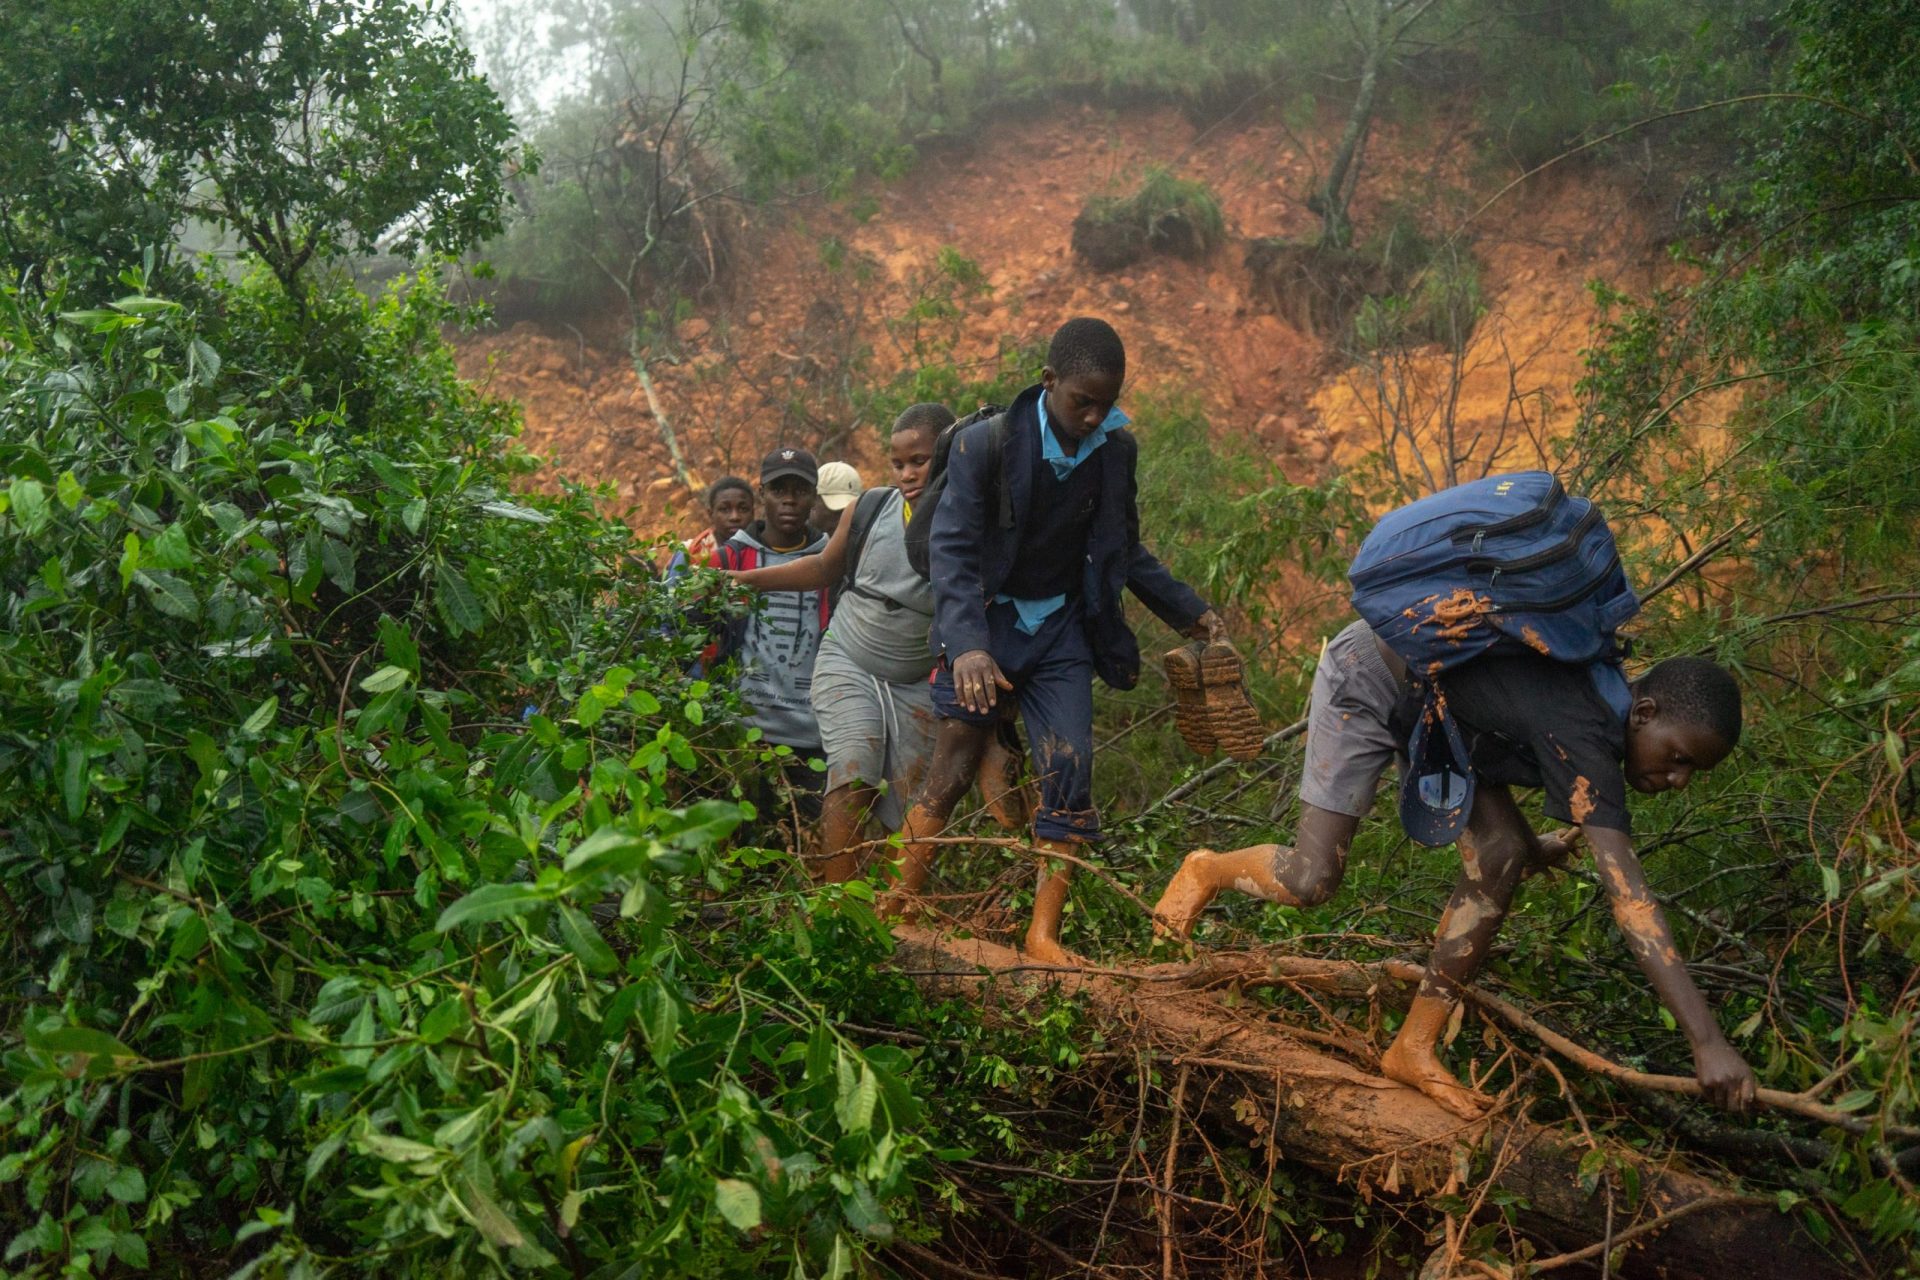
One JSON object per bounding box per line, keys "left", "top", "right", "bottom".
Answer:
{"left": 894, "top": 928, "right": 1879, "bottom": 1279}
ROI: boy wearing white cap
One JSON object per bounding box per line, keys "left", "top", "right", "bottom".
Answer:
{"left": 811, "top": 461, "right": 863, "bottom": 540}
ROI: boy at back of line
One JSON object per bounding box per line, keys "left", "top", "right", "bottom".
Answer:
{"left": 707, "top": 448, "right": 831, "bottom": 817}
{"left": 668, "top": 475, "right": 753, "bottom": 577}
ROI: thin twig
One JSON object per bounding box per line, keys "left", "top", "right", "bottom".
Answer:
{"left": 1161, "top": 1064, "right": 1191, "bottom": 1280}
{"left": 1143, "top": 719, "right": 1309, "bottom": 818}
{"left": 1092, "top": 1052, "right": 1151, "bottom": 1270}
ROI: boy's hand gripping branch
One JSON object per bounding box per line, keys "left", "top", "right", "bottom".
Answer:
{"left": 1185, "top": 608, "right": 1228, "bottom": 643}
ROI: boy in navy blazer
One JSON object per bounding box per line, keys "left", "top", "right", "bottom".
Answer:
{"left": 886, "top": 318, "right": 1224, "bottom": 963}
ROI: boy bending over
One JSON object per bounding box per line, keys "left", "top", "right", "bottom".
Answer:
{"left": 1154, "top": 622, "right": 1757, "bottom": 1118}
{"left": 889, "top": 317, "right": 1224, "bottom": 964}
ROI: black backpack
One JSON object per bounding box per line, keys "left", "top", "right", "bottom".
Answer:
{"left": 830, "top": 486, "right": 896, "bottom": 613}
{"left": 904, "top": 404, "right": 1012, "bottom": 579}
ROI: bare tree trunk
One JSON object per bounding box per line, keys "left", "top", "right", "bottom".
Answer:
{"left": 1316, "top": 0, "right": 1387, "bottom": 247}
{"left": 886, "top": 0, "right": 947, "bottom": 121}
{"left": 628, "top": 323, "right": 693, "bottom": 490}
{"left": 893, "top": 928, "right": 1881, "bottom": 1280}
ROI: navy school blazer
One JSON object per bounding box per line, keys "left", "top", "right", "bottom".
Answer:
{"left": 927, "top": 383, "right": 1210, "bottom": 690}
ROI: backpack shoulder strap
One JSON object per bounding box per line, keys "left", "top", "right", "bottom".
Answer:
{"left": 985, "top": 413, "right": 1014, "bottom": 531}
{"left": 843, "top": 487, "right": 891, "bottom": 587}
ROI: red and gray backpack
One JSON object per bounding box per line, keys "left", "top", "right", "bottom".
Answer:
{"left": 705, "top": 540, "right": 833, "bottom": 664}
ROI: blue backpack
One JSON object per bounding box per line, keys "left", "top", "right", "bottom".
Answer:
{"left": 1347, "top": 472, "right": 1640, "bottom": 845}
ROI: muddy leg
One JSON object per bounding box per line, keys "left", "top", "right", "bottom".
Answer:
{"left": 815, "top": 783, "right": 878, "bottom": 883}
{"left": 978, "top": 710, "right": 1034, "bottom": 831}
{"left": 1379, "top": 784, "right": 1532, "bottom": 1119}
{"left": 1024, "top": 839, "right": 1084, "bottom": 967}
{"left": 1152, "top": 805, "right": 1361, "bottom": 938}
{"left": 1006, "top": 645, "right": 1100, "bottom": 963}
{"left": 878, "top": 719, "right": 992, "bottom": 917}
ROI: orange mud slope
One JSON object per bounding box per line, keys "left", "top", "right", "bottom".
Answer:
{"left": 454, "top": 102, "right": 1680, "bottom": 545}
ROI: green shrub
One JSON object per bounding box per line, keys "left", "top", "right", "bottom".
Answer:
{"left": 1071, "top": 167, "right": 1227, "bottom": 272}
{"left": 1356, "top": 206, "right": 1439, "bottom": 291}
{"left": 0, "top": 266, "right": 942, "bottom": 1275}
{"left": 1349, "top": 245, "right": 1485, "bottom": 353}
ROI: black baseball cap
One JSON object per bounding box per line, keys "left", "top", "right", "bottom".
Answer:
{"left": 759, "top": 445, "right": 818, "bottom": 486}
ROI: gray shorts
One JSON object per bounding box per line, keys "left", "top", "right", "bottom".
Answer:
{"left": 1299, "top": 620, "right": 1406, "bottom": 818}
{"left": 810, "top": 638, "right": 937, "bottom": 829}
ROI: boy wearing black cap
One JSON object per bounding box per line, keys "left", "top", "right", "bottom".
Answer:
{"left": 708, "top": 447, "right": 831, "bottom": 813}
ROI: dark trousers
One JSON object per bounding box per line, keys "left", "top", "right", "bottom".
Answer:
{"left": 931, "top": 601, "right": 1098, "bottom": 842}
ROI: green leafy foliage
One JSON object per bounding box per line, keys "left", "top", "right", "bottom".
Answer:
{"left": 0, "top": 0, "right": 521, "bottom": 299}
{"left": 1072, "top": 167, "right": 1227, "bottom": 272}
{"left": 1349, "top": 245, "right": 1485, "bottom": 353}
{"left": 6, "top": 1, "right": 1918, "bottom": 1273}
{"left": 1542, "top": 10, "right": 1920, "bottom": 1243}
{"left": 0, "top": 267, "right": 953, "bottom": 1274}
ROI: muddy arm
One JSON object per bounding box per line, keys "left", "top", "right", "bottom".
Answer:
{"left": 1586, "top": 825, "right": 1756, "bottom": 1111}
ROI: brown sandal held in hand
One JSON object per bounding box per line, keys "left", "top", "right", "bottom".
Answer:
{"left": 1200, "top": 640, "right": 1265, "bottom": 761}
{"left": 1164, "top": 641, "right": 1216, "bottom": 756}
{"left": 1164, "top": 641, "right": 1265, "bottom": 761}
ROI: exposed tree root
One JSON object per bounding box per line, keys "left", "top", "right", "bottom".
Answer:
{"left": 894, "top": 927, "right": 1886, "bottom": 1279}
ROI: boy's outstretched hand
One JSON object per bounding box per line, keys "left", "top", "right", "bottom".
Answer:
{"left": 952, "top": 650, "right": 1013, "bottom": 713}
{"left": 1186, "top": 609, "right": 1228, "bottom": 643}
{"left": 1694, "top": 1038, "right": 1758, "bottom": 1113}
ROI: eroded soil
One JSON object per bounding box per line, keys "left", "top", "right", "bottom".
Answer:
{"left": 454, "top": 100, "right": 1681, "bottom": 546}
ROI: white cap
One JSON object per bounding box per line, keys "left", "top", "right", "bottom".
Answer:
{"left": 816, "top": 461, "right": 864, "bottom": 511}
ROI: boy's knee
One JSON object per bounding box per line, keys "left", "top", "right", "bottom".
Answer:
{"left": 1273, "top": 845, "right": 1344, "bottom": 906}
{"left": 1031, "top": 730, "right": 1092, "bottom": 778}
{"left": 1463, "top": 824, "right": 1529, "bottom": 880}
{"left": 919, "top": 768, "right": 971, "bottom": 816}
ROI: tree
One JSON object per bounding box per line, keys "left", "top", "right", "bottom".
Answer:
{"left": 502, "top": 0, "right": 827, "bottom": 488}
{"left": 0, "top": 0, "right": 520, "bottom": 300}
{"left": 1310, "top": 0, "right": 1438, "bottom": 246}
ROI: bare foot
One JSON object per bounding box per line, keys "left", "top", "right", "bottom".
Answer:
{"left": 1151, "top": 849, "right": 1220, "bottom": 940}
{"left": 1379, "top": 1037, "right": 1492, "bottom": 1120}
{"left": 1022, "top": 934, "right": 1085, "bottom": 968}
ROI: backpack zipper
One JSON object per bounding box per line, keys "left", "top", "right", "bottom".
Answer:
{"left": 1466, "top": 504, "right": 1602, "bottom": 576}
{"left": 1351, "top": 487, "right": 1579, "bottom": 590}
{"left": 1447, "top": 477, "right": 1565, "bottom": 545}
{"left": 1485, "top": 548, "right": 1620, "bottom": 614}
